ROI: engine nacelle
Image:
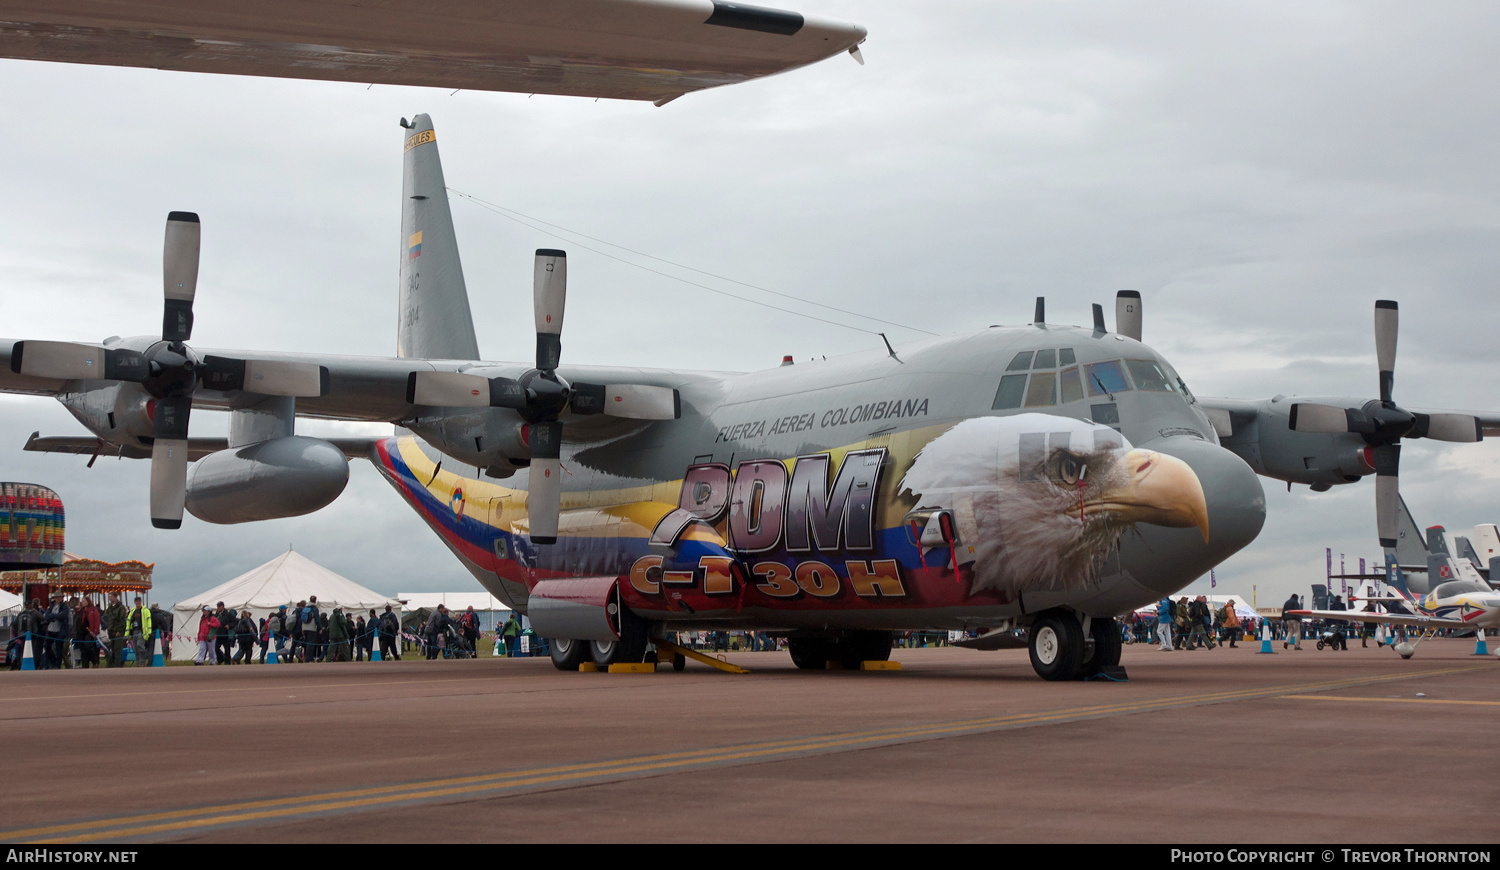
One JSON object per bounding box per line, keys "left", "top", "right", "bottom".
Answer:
{"left": 185, "top": 436, "right": 349, "bottom": 524}
{"left": 1219, "top": 397, "right": 1373, "bottom": 489}
{"left": 526, "top": 577, "right": 622, "bottom": 642}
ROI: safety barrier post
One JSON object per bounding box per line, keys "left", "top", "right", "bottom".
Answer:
{"left": 20, "top": 632, "right": 35, "bottom": 671}
{"left": 1257, "top": 622, "right": 1275, "bottom": 654}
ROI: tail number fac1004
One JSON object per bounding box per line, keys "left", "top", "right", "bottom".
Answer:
{"left": 630, "top": 448, "right": 908, "bottom": 601}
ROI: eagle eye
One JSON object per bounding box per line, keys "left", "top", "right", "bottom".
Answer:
{"left": 1047, "top": 449, "right": 1089, "bottom": 487}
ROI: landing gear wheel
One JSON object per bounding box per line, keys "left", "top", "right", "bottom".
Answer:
{"left": 672, "top": 653, "right": 686, "bottom": 672}
{"left": 590, "top": 609, "right": 649, "bottom": 667}
{"left": 1083, "top": 618, "right": 1122, "bottom": 676}
{"left": 549, "top": 636, "right": 590, "bottom": 671}
{"left": 1029, "top": 612, "right": 1085, "bottom": 681}
{"left": 830, "top": 630, "right": 894, "bottom": 669}
{"left": 788, "top": 637, "right": 830, "bottom": 670}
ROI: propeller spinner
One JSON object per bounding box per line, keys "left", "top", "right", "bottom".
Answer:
{"left": 10, "top": 212, "right": 328, "bottom": 529}
{"left": 406, "top": 248, "right": 680, "bottom": 545}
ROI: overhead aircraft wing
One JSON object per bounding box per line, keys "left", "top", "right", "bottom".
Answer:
{"left": 23, "top": 432, "right": 382, "bottom": 461}
{"left": 0, "top": 0, "right": 866, "bottom": 104}
{"left": 1285, "top": 609, "right": 1470, "bottom": 630}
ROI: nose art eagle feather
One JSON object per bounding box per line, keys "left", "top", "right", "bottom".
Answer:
{"left": 899, "top": 415, "right": 1208, "bottom": 595}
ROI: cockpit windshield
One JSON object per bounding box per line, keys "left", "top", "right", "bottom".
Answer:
{"left": 1432, "top": 580, "right": 1490, "bottom": 598}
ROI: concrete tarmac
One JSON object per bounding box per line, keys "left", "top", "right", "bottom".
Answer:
{"left": 3, "top": 638, "right": 1498, "bottom": 843}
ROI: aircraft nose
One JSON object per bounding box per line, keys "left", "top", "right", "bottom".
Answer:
{"left": 1124, "top": 436, "right": 1266, "bottom": 595}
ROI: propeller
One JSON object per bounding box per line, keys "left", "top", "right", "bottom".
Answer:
{"left": 10, "top": 212, "right": 328, "bottom": 529}
{"left": 1287, "top": 300, "right": 1482, "bottom": 548}
{"left": 406, "top": 248, "right": 681, "bottom": 544}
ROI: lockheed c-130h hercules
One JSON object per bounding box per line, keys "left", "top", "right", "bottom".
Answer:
{"left": 7, "top": 115, "right": 1498, "bottom": 681}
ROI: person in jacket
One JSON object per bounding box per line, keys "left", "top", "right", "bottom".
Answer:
{"left": 195, "top": 606, "right": 220, "bottom": 665}
{"left": 501, "top": 613, "right": 521, "bottom": 657}
{"left": 1282, "top": 593, "right": 1304, "bottom": 649}
{"left": 425, "top": 605, "right": 450, "bottom": 659}
{"left": 268, "top": 605, "right": 290, "bottom": 661}
{"left": 1155, "top": 598, "right": 1174, "bottom": 651}
{"left": 74, "top": 596, "right": 103, "bottom": 668}
{"left": 1185, "top": 597, "right": 1213, "bottom": 650}
{"left": 327, "top": 607, "right": 350, "bottom": 662}
{"left": 125, "top": 596, "right": 153, "bottom": 666}
{"left": 1222, "top": 600, "right": 1242, "bottom": 648}
{"left": 233, "top": 610, "right": 257, "bottom": 663}
{"left": 379, "top": 605, "right": 400, "bottom": 661}
{"left": 103, "top": 592, "right": 128, "bottom": 667}
{"left": 212, "top": 602, "right": 235, "bottom": 664}
{"left": 13, "top": 599, "right": 44, "bottom": 667}
{"left": 297, "top": 597, "right": 321, "bottom": 662}
{"left": 460, "top": 606, "right": 480, "bottom": 656}
{"left": 150, "top": 603, "right": 173, "bottom": 660}
{"left": 42, "top": 592, "right": 71, "bottom": 669}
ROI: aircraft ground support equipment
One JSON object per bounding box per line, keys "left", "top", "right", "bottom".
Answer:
{"left": 652, "top": 638, "right": 749, "bottom": 674}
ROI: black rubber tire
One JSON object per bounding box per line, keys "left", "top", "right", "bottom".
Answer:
{"left": 671, "top": 653, "right": 686, "bottom": 672}
{"left": 590, "top": 609, "right": 649, "bottom": 667}
{"left": 833, "top": 630, "right": 894, "bottom": 669}
{"left": 788, "top": 637, "right": 829, "bottom": 670}
{"left": 1084, "top": 618, "right": 1122, "bottom": 675}
{"left": 549, "top": 636, "right": 591, "bottom": 671}
{"left": 1028, "top": 612, "right": 1085, "bottom": 681}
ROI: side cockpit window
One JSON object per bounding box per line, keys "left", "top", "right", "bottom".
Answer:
{"left": 1124, "top": 359, "right": 1176, "bottom": 392}
{"left": 1084, "top": 360, "right": 1131, "bottom": 397}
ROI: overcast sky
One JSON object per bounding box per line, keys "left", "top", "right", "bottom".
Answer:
{"left": 2, "top": 1, "right": 1498, "bottom": 609}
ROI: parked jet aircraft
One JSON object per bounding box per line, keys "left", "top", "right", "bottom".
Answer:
{"left": 1290, "top": 553, "right": 1500, "bottom": 659}
{"left": 6, "top": 115, "right": 1498, "bottom": 680}
{"left": 0, "top": 0, "right": 867, "bottom": 105}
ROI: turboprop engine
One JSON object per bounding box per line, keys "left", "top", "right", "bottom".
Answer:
{"left": 185, "top": 436, "right": 349, "bottom": 524}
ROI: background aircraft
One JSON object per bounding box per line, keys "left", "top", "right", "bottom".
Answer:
{"left": 0, "top": 0, "right": 867, "bottom": 105}
{"left": 6, "top": 114, "right": 1498, "bottom": 680}
{"left": 1289, "top": 553, "right": 1500, "bottom": 659}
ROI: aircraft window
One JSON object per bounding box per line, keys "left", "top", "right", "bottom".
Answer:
{"left": 1033, "top": 349, "right": 1056, "bottom": 369}
{"left": 1059, "top": 348, "right": 1076, "bottom": 365}
{"left": 992, "top": 375, "right": 1027, "bottom": 410}
{"left": 1024, "top": 372, "right": 1056, "bottom": 407}
{"left": 1059, "top": 367, "right": 1084, "bottom": 403}
{"left": 1124, "top": 359, "right": 1176, "bottom": 392}
{"left": 1006, "top": 351, "right": 1034, "bottom": 371}
{"left": 1433, "top": 580, "right": 1488, "bottom": 597}
{"left": 1085, "top": 361, "right": 1131, "bottom": 397}
{"left": 1161, "top": 360, "right": 1196, "bottom": 402}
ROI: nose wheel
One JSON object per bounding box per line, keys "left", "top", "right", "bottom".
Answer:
{"left": 1028, "top": 612, "right": 1085, "bottom": 681}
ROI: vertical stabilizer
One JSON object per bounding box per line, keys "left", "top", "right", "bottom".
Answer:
{"left": 1426, "top": 526, "right": 1459, "bottom": 587}
{"left": 1383, "top": 554, "right": 1417, "bottom": 611}
{"left": 1393, "top": 495, "right": 1427, "bottom": 568}
{"left": 398, "top": 114, "right": 480, "bottom": 361}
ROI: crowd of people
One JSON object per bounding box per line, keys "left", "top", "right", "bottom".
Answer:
{"left": 6, "top": 591, "right": 166, "bottom": 669}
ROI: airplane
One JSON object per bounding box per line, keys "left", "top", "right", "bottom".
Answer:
{"left": 0, "top": 0, "right": 867, "bottom": 106}
{"left": 1288, "top": 553, "right": 1500, "bottom": 659}
{"left": 5, "top": 114, "right": 1500, "bottom": 682}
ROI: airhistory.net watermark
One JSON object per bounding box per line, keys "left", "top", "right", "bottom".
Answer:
{"left": 1168, "top": 850, "right": 1491, "bottom": 865}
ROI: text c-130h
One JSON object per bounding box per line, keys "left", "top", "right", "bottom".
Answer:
{"left": 7, "top": 114, "right": 1496, "bottom": 680}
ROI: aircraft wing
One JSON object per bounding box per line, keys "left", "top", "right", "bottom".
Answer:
{"left": 23, "top": 432, "right": 382, "bottom": 461}
{"left": 0, "top": 0, "right": 866, "bottom": 104}
{"left": 1285, "top": 609, "right": 1470, "bottom": 630}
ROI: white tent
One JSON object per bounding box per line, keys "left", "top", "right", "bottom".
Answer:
{"left": 0, "top": 588, "right": 21, "bottom": 630}
{"left": 397, "top": 592, "right": 512, "bottom": 632}
{"left": 171, "top": 549, "right": 399, "bottom": 659}
{"left": 1134, "top": 594, "right": 1258, "bottom": 621}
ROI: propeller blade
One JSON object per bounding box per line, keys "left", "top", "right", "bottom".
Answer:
{"left": 1373, "top": 443, "right": 1400, "bottom": 548}
{"left": 162, "top": 212, "right": 201, "bottom": 343}
{"left": 571, "top": 383, "right": 681, "bottom": 420}
{"left": 201, "top": 356, "right": 328, "bottom": 397}
{"left": 527, "top": 421, "right": 563, "bottom": 545}
{"left": 1288, "top": 403, "right": 1351, "bottom": 434}
{"left": 149, "top": 395, "right": 193, "bottom": 530}
{"left": 1413, "top": 413, "right": 1483, "bottom": 443}
{"left": 405, "top": 371, "right": 528, "bottom": 409}
{"left": 534, "top": 249, "right": 567, "bottom": 371}
{"left": 1115, "top": 290, "right": 1142, "bottom": 341}
{"left": 1374, "top": 299, "right": 1397, "bottom": 404}
{"left": 9, "top": 341, "right": 148, "bottom": 382}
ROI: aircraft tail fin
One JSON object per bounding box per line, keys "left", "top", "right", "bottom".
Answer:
{"left": 398, "top": 114, "right": 481, "bottom": 361}
{"left": 1425, "top": 526, "right": 1458, "bottom": 588}
{"left": 1384, "top": 553, "right": 1418, "bottom": 612}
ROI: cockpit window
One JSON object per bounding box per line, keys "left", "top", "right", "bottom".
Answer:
{"left": 1033, "top": 349, "right": 1056, "bottom": 369}
{"left": 1059, "top": 367, "right": 1084, "bottom": 403}
{"left": 1006, "top": 351, "right": 1034, "bottom": 372}
{"left": 1084, "top": 361, "right": 1131, "bottom": 397}
{"left": 1124, "top": 359, "right": 1176, "bottom": 393}
{"left": 1024, "top": 371, "right": 1056, "bottom": 407}
{"left": 992, "top": 374, "right": 1027, "bottom": 410}
{"left": 1160, "top": 360, "right": 1196, "bottom": 403}
{"left": 1432, "top": 580, "right": 1489, "bottom": 598}
{"left": 1059, "top": 348, "right": 1076, "bottom": 365}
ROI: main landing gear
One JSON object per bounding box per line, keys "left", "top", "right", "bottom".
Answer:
{"left": 547, "top": 609, "right": 650, "bottom": 671}
{"left": 1027, "top": 611, "right": 1121, "bottom": 681}
{"left": 787, "top": 630, "right": 894, "bottom": 670}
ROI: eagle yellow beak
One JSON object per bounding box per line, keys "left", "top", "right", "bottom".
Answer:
{"left": 1075, "top": 449, "right": 1210, "bottom": 542}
